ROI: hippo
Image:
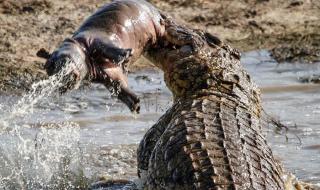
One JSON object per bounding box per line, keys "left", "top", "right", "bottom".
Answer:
{"left": 37, "top": 0, "right": 165, "bottom": 112}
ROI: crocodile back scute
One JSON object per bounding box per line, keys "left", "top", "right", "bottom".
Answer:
{"left": 145, "top": 94, "right": 284, "bottom": 190}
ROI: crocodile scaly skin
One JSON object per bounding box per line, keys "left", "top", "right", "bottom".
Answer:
{"left": 138, "top": 20, "right": 285, "bottom": 190}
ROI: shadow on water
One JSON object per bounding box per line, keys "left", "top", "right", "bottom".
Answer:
{"left": 0, "top": 50, "right": 320, "bottom": 188}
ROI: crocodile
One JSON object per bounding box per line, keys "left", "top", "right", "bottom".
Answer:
{"left": 137, "top": 19, "right": 286, "bottom": 189}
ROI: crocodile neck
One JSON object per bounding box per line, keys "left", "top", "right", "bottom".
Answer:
{"left": 160, "top": 45, "right": 262, "bottom": 117}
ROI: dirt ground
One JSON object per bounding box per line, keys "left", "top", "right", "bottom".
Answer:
{"left": 0, "top": 0, "right": 319, "bottom": 93}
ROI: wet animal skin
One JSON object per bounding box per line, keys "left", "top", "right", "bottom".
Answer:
{"left": 37, "top": 0, "right": 165, "bottom": 112}
{"left": 138, "top": 20, "right": 285, "bottom": 189}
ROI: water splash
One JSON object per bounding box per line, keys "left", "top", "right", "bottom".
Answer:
{"left": 0, "top": 63, "right": 90, "bottom": 189}
{"left": 8, "top": 61, "right": 81, "bottom": 121}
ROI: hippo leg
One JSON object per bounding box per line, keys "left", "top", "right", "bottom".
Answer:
{"left": 96, "top": 65, "right": 140, "bottom": 113}
{"left": 116, "top": 86, "right": 140, "bottom": 113}
{"left": 87, "top": 40, "right": 139, "bottom": 112}
{"left": 104, "top": 81, "right": 140, "bottom": 113}
{"left": 90, "top": 39, "right": 132, "bottom": 69}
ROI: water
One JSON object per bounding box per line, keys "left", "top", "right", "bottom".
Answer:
{"left": 0, "top": 64, "right": 88, "bottom": 189}
{"left": 0, "top": 50, "right": 320, "bottom": 189}
{"left": 243, "top": 51, "right": 320, "bottom": 184}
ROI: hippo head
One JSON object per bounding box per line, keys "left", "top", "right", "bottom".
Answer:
{"left": 37, "top": 39, "right": 140, "bottom": 113}
{"left": 37, "top": 39, "right": 88, "bottom": 93}
{"left": 46, "top": 41, "right": 87, "bottom": 77}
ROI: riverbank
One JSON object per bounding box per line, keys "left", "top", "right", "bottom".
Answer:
{"left": 0, "top": 0, "right": 319, "bottom": 92}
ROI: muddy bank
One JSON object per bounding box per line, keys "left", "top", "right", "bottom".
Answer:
{"left": 150, "top": 0, "right": 320, "bottom": 63}
{"left": 0, "top": 0, "right": 319, "bottom": 92}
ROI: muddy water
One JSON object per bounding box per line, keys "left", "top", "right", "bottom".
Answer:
{"left": 0, "top": 50, "right": 320, "bottom": 188}
{"left": 243, "top": 51, "right": 320, "bottom": 184}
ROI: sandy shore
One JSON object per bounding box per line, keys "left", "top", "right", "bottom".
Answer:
{"left": 0, "top": 0, "right": 319, "bottom": 92}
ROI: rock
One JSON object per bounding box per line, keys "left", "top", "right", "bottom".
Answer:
{"left": 270, "top": 45, "right": 320, "bottom": 63}
{"left": 288, "top": 0, "right": 304, "bottom": 8}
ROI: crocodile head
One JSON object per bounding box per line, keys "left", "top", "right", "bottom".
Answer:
{"left": 145, "top": 20, "right": 262, "bottom": 113}
{"left": 145, "top": 25, "right": 225, "bottom": 100}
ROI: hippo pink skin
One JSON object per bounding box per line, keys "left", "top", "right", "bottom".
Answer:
{"left": 38, "top": 0, "right": 166, "bottom": 113}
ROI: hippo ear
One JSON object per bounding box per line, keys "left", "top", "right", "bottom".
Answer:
{"left": 36, "top": 48, "right": 51, "bottom": 59}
